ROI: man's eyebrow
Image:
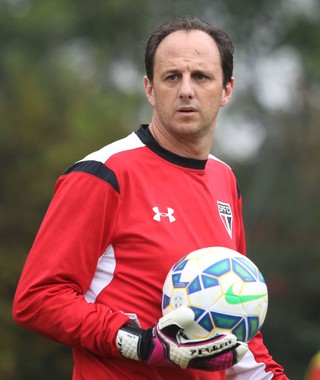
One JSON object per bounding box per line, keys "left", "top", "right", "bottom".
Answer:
{"left": 192, "top": 68, "right": 211, "bottom": 75}
{"left": 161, "top": 69, "right": 180, "bottom": 77}
{"left": 163, "top": 68, "right": 180, "bottom": 73}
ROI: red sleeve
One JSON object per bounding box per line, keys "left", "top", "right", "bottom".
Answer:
{"left": 12, "top": 172, "right": 130, "bottom": 357}
{"left": 248, "top": 332, "right": 288, "bottom": 379}
{"left": 235, "top": 192, "right": 246, "bottom": 256}
{"left": 235, "top": 184, "right": 288, "bottom": 378}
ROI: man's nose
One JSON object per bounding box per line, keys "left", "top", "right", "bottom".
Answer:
{"left": 178, "top": 77, "right": 195, "bottom": 99}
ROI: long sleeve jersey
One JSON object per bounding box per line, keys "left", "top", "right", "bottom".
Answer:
{"left": 13, "top": 125, "right": 288, "bottom": 379}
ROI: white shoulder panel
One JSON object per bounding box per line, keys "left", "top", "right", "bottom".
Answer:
{"left": 208, "top": 153, "right": 232, "bottom": 170}
{"left": 79, "top": 132, "right": 145, "bottom": 164}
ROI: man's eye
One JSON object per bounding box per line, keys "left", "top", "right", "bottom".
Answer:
{"left": 194, "top": 73, "right": 207, "bottom": 80}
{"left": 166, "top": 74, "right": 178, "bottom": 81}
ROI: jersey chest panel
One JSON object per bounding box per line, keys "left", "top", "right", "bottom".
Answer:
{"left": 95, "top": 149, "right": 242, "bottom": 327}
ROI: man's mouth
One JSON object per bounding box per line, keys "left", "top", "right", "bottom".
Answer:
{"left": 177, "top": 106, "right": 196, "bottom": 113}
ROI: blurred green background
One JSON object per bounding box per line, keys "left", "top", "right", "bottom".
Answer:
{"left": 1, "top": 0, "right": 320, "bottom": 379}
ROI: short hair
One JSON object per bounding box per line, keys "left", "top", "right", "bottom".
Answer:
{"left": 145, "top": 16, "right": 234, "bottom": 87}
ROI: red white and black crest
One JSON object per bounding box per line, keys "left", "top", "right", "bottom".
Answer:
{"left": 217, "top": 201, "right": 233, "bottom": 238}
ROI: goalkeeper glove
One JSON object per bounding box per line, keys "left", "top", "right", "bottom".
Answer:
{"left": 116, "top": 306, "right": 248, "bottom": 371}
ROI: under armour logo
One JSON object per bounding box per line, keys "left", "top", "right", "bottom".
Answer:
{"left": 153, "top": 207, "right": 176, "bottom": 223}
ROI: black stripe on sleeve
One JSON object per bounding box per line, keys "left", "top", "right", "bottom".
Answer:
{"left": 236, "top": 180, "right": 241, "bottom": 200}
{"left": 63, "top": 160, "right": 120, "bottom": 193}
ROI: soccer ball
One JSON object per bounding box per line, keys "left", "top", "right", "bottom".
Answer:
{"left": 162, "top": 247, "right": 268, "bottom": 343}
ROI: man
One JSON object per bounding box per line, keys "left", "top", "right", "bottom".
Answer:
{"left": 13, "top": 17, "right": 288, "bottom": 379}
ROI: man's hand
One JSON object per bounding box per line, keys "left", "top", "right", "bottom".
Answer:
{"left": 116, "top": 306, "right": 248, "bottom": 371}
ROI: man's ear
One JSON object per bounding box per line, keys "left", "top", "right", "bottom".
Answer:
{"left": 144, "top": 75, "right": 155, "bottom": 106}
{"left": 220, "top": 77, "right": 235, "bottom": 107}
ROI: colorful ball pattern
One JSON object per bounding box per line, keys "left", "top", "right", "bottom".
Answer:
{"left": 162, "top": 247, "right": 268, "bottom": 343}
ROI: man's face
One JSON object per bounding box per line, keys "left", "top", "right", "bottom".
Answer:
{"left": 144, "top": 30, "right": 234, "bottom": 141}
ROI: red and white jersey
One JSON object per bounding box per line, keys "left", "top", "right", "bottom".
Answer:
{"left": 13, "top": 125, "right": 287, "bottom": 379}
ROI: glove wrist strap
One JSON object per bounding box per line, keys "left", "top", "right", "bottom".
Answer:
{"left": 116, "top": 324, "right": 153, "bottom": 362}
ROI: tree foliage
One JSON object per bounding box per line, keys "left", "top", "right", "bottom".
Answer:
{"left": 1, "top": 0, "right": 319, "bottom": 379}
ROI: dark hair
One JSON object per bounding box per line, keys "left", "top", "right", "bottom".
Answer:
{"left": 145, "top": 16, "right": 234, "bottom": 87}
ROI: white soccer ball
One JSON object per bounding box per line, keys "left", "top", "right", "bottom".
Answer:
{"left": 162, "top": 247, "right": 268, "bottom": 343}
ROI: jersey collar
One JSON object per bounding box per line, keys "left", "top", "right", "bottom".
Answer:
{"left": 135, "top": 124, "right": 207, "bottom": 170}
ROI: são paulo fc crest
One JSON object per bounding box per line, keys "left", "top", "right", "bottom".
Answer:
{"left": 217, "top": 201, "right": 233, "bottom": 238}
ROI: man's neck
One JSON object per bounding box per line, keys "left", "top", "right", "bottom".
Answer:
{"left": 148, "top": 122, "right": 213, "bottom": 160}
